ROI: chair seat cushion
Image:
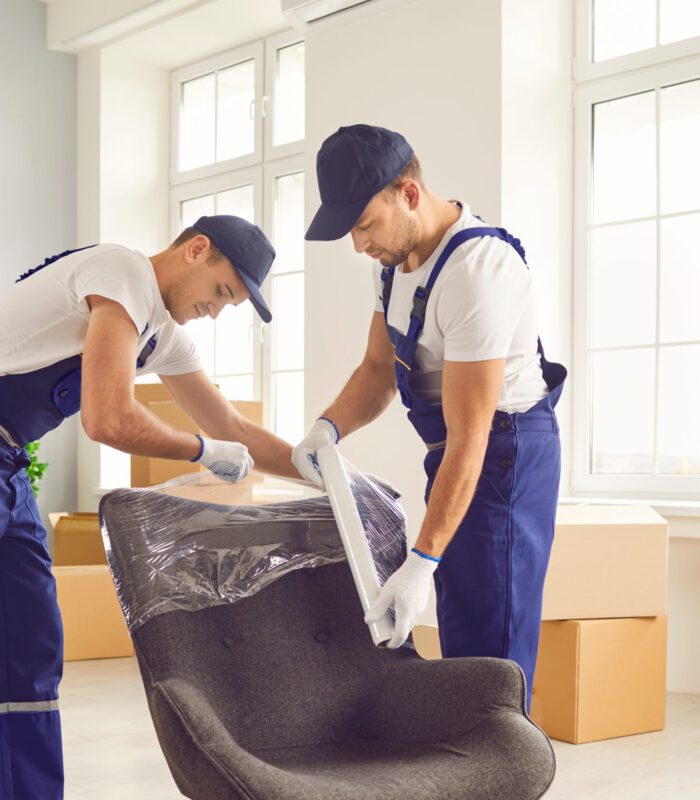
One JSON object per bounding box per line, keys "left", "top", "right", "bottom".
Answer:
{"left": 243, "top": 714, "right": 554, "bottom": 800}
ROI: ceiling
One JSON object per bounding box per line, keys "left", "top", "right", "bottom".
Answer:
{"left": 106, "top": 0, "right": 289, "bottom": 69}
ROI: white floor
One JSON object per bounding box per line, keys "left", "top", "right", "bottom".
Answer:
{"left": 61, "top": 657, "right": 700, "bottom": 800}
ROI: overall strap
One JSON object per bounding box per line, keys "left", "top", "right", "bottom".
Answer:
{"left": 137, "top": 335, "right": 158, "bottom": 368}
{"left": 380, "top": 266, "right": 396, "bottom": 324}
{"left": 16, "top": 245, "right": 98, "bottom": 283}
{"left": 405, "top": 225, "right": 527, "bottom": 345}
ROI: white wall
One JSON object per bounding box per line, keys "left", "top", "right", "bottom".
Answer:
{"left": 501, "top": 0, "right": 574, "bottom": 492}
{"left": 667, "top": 521, "right": 700, "bottom": 694}
{"left": 0, "top": 0, "right": 78, "bottom": 537}
{"left": 76, "top": 45, "right": 171, "bottom": 510}
{"left": 100, "top": 48, "right": 171, "bottom": 252}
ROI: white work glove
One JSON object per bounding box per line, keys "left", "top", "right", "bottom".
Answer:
{"left": 364, "top": 549, "right": 439, "bottom": 649}
{"left": 291, "top": 418, "right": 339, "bottom": 489}
{"left": 193, "top": 436, "right": 254, "bottom": 483}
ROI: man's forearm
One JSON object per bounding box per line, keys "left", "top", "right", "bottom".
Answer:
{"left": 322, "top": 361, "right": 396, "bottom": 438}
{"left": 83, "top": 400, "right": 201, "bottom": 460}
{"left": 414, "top": 436, "right": 489, "bottom": 558}
{"left": 233, "top": 419, "right": 298, "bottom": 478}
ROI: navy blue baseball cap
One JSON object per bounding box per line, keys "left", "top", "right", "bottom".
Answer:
{"left": 305, "top": 124, "right": 414, "bottom": 241}
{"left": 193, "top": 215, "right": 274, "bottom": 323}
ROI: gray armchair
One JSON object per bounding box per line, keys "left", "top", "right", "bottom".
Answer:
{"left": 100, "top": 488, "right": 555, "bottom": 800}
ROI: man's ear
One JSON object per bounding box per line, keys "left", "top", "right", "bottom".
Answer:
{"left": 403, "top": 180, "right": 421, "bottom": 211}
{"left": 184, "top": 234, "right": 210, "bottom": 264}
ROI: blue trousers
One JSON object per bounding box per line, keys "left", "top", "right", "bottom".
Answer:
{"left": 0, "top": 442, "right": 64, "bottom": 800}
{"left": 427, "top": 403, "right": 561, "bottom": 712}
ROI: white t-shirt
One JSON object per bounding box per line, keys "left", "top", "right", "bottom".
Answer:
{"left": 373, "top": 201, "right": 549, "bottom": 413}
{"left": 0, "top": 244, "right": 201, "bottom": 377}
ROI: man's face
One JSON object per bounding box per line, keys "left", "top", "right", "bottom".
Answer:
{"left": 165, "top": 239, "right": 251, "bottom": 325}
{"left": 350, "top": 188, "right": 419, "bottom": 268}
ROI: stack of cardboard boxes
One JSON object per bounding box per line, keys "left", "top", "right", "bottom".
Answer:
{"left": 50, "top": 512, "right": 133, "bottom": 661}
{"left": 413, "top": 504, "right": 669, "bottom": 744}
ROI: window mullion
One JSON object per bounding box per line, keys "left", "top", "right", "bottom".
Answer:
{"left": 652, "top": 83, "right": 662, "bottom": 477}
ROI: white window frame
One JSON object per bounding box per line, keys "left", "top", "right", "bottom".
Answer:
{"left": 170, "top": 32, "right": 305, "bottom": 436}
{"left": 572, "top": 32, "right": 700, "bottom": 499}
{"left": 262, "top": 154, "right": 306, "bottom": 431}
{"left": 170, "top": 166, "right": 265, "bottom": 399}
{"left": 171, "top": 41, "right": 265, "bottom": 186}
{"left": 575, "top": 0, "right": 700, "bottom": 83}
{"left": 264, "top": 29, "right": 305, "bottom": 162}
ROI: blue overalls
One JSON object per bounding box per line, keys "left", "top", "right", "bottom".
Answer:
{"left": 0, "top": 248, "right": 157, "bottom": 799}
{"left": 381, "top": 226, "right": 567, "bottom": 711}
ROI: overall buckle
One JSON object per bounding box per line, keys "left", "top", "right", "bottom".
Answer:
{"left": 411, "top": 286, "right": 432, "bottom": 325}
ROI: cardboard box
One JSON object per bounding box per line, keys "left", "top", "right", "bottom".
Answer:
{"left": 154, "top": 470, "right": 315, "bottom": 508}
{"left": 131, "top": 382, "right": 178, "bottom": 487}
{"left": 142, "top": 400, "right": 204, "bottom": 486}
{"left": 131, "top": 382, "right": 263, "bottom": 487}
{"left": 542, "top": 505, "right": 668, "bottom": 620}
{"left": 531, "top": 616, "right": 667, "bottom": 743}
{"left": 412, "top": 624, "right": 442, "bottom": 659}
{"left": 53, "top": 565, "right": 134, "bottom": 661}
{"left": 50, "top": 512, "right": 106, "bottom": 566}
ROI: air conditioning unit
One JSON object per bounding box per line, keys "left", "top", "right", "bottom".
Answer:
{"left": 281, "top": 0, "right": 412, "bottom": 33}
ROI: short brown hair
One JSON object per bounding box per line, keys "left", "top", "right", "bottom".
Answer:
{"left": 171, "top": 226, "right": 224, "bottom": 263}
{"left": 382, "top": 154, "right": 424, "bottom": 199}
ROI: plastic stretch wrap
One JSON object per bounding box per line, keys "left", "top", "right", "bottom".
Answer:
{"left": 99, "top": 457, "right": 408, "bottom": 641}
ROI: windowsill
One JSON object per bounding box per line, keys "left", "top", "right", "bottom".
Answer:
{"left": 93, "top": 486, "right": 700, "bottom": 539}
{"left": 559, "top": 495, "right": 700, "bottom": 526}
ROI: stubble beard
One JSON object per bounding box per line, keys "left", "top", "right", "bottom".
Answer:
{"left": 378, "top": 214, "right": 420, "bottom": 269}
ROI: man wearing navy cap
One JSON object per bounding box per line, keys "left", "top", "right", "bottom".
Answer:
{"left": 0, "top": 215, "right": 297, "bottom": 799}
{"left": 294, "top": 124, "right": 566, "bottom": 711}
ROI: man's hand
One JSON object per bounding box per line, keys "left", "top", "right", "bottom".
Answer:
{"left": 194, "top": 437, "right": 254, "bottom": 483}
{"left": 291, "top": 419, "right": 339, "bottom": 488}
{"left": 364, "top": 550, "right": 439, "bottom": 648}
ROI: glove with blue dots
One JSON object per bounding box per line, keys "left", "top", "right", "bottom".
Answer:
{"left": 193, "top": 436, "right": 254, "bottom": 483}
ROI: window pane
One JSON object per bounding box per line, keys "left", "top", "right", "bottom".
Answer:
{"left": 100, "top": 447, "right": 130, "bottom": 490}
{"left": 660, "top": 213, "right": 700, "bottom": 343}
{"left": 271, "top": 273, "right": 304, "bottom": 371}
{"left": 217, "top": 375, "right": 254, "bottom": 402}
{"left": 593, "top": 92, "right": 656, "bottom": 224}
{"left": 275, "top": 42, "right": 305, "bottom": 146}
{"left": 657, "top": 345, "right": 700, "bottom": 473}
{"left": 273, "top": 371, "right": 304, "bottom": 443}
{"left": 180, "top": 73, "right": 216, "bottom": 171}
{"left": 660, "top": 79, "right": 700, "bottom": 215}
{"left": 184, "top": 318, "right": 215, "bottom": 374}
{"left": 593, "top": 0, "right": 656, "bottom": 61}
{"left": 591, "top": 349, "right": 655, "bottom": 474}
{"left": 660, "top": 0, "right": 700, "bottom": 44}
{"left": 217, "top": 61, "right": 255, "bottom": 162}
{"left": 273, "top": 172, "right": 305, "bottom": 274}
{"left": 217, "top": 184, "right": 255, "bottom": 222}
{"left": 181, "top": 194, "right": 215, "bottom": 228}
{"left": 215, "top": 302, "right": 254, "bottom": 375}
{"left": 590, "top": 221, "right": 656, "bottom": 348}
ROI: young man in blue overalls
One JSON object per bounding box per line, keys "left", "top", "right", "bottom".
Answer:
{"left": 294, "top": 124, "right": 566, "bottom": 712}
{"left": 0, "top": 215, "right": 300, "bottom": 799}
